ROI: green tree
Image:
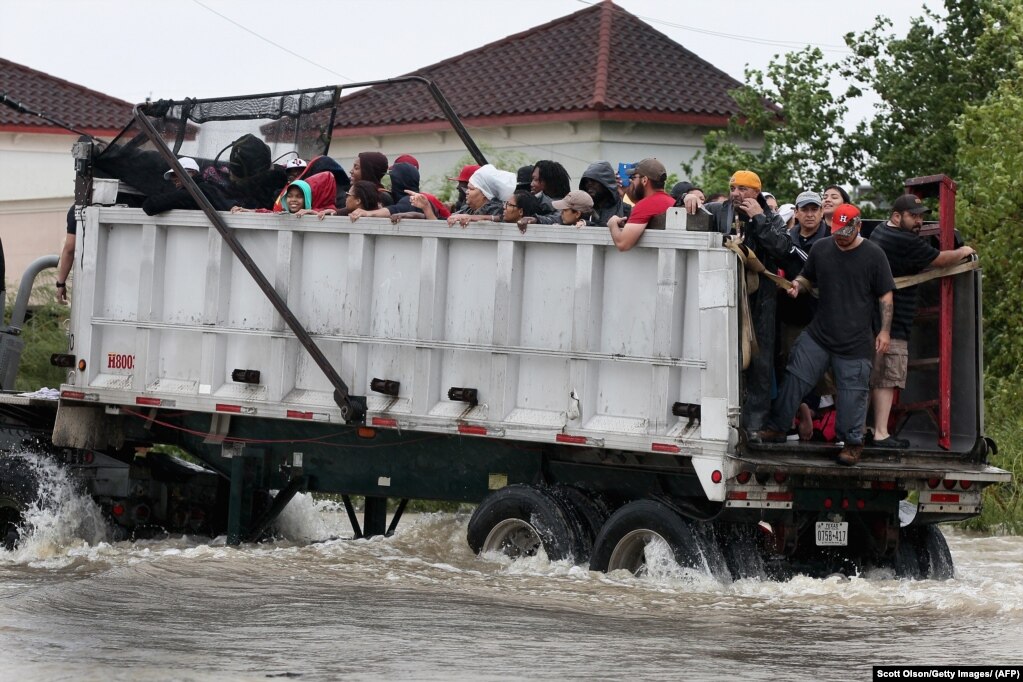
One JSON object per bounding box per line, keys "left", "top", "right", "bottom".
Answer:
{"left": 687, "top": 47, "right": 856, "bottom": 201}
{"left": 841, "top": 0, "right": 1023, "bottom": 198}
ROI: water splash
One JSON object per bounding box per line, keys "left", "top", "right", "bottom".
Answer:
{"left": 272, "top": 492, "right": 352, "bottom": 543}
{"left": 0, "top": 451, "right": 108, "bottom": 563}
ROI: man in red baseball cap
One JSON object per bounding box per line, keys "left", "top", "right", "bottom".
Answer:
{"left": 447, "top": 164, "right": 481, "bottom": 212}
{"left": 757, "top": 203, "right": 896, "bottom": 466}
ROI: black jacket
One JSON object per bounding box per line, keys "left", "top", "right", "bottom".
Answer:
{"left": 580, "top": 161, "right": 631, "bottom": 227}
{"left": 142, "top": 179, "right": 236, "bottom": 215}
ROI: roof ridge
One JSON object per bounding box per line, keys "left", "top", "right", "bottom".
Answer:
{"left": 589, "top": 0, "right": 614, "bottom": 110}
{"left": 419, "top": 1, "right": 602, "bottom": 76}
{"left": 0, "top": 56, "right": 134, "bottom": 109}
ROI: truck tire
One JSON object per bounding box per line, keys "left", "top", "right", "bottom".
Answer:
{"left": 589, "top": 499, "right": 702, "bottom": 575}
{"left": 467, "top": 484, "right": 588, "bottom": 563}
{"left": 551, "top": 485, "right": 610, "bottom": 547}
{"left": 0, "top": 455, "right": 40, "bottom": 550}
{"left": 894, "top": 524, "right": 954, "bottom": 580}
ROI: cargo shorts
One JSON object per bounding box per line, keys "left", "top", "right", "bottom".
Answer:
{"left": 870, "top": 338, "right": 909, "bottom": 389}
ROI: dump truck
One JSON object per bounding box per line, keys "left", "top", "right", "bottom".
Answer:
{"left": 0, "top": 81, "right": 1009, "bottom": 579}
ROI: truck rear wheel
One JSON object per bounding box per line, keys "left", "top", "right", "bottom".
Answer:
{"left": 589, "top": 499, "right": 703, "bottom": 575}
{"left": 895, "top": 524, "right": 954, "bottom": 580}
{"left": 467, "top": 484, "right": 588, "bottom": 563}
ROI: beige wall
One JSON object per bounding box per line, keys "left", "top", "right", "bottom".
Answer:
{"left": 0, "top": 131, "right": 78, "bottom": 292}
{"left": 329, "top": 120, "right": 762, "bottom": 195}
{"left": 0, "top": 197, "right": 68, "bottom": 292}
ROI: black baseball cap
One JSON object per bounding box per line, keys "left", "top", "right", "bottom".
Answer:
{"left": 891, "top": 194, "right": 931, "bottom": 215}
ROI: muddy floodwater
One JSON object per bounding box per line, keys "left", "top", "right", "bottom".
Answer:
{"left": 0, "top": 458, "right": 1021, "bottom": 681}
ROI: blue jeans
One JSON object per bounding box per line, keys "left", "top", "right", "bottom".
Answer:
{"left": 766, "top": 332, "right": 871, "bottom": 445}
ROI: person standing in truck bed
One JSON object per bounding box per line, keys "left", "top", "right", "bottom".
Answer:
{"left": 683, "top": 170, "right": 790, "bottom": 437}
{"left": 867, "top": 193, "right": 976, "bottom": 448}
{"left": 758, "top": 204, "right": 896, "bottom": 466}
{"left": 606, "top": 158, "right": 675, "bottom": 250}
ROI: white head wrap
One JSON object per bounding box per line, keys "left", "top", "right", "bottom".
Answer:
{"left": 468, "top": 164, "right": 517, "bottom": 202}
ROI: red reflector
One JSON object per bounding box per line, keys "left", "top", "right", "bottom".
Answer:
{"left": 61, "top": 390, "right": 86, "bottom": 400}
{"left": 841, "top": 498, "right": 850, "bottom": 510}
{"left": 112, "top": 503, "right": 125, "bottom": 517}
{"left": 84, "top": 451, "right": 95, "bottom": 464}
{"left": 927, "top": 478, "right": 941, "bottom": 489}
{"left": 773, "top": 471, "right": 788, "bottom": 484}
{"left": 556, "top": 434, "right": 588, "bottom": 445}
{"left": 287, "top": 410, "right": 313, "bottom": 420}
{"left": 942, "top": 479, "right": 956, "bottom": 490}
{"left": 458, "top": 425, "right": 488, "bottom": 436}
{"left": 711, "top": 470, "right": 722, "bottom": 483}
{"left": 216, "top": 404, "right": 242, "bottom": 413}
{"left": 960, "top": 480, "right": 973, "bottom": 490}
{"left": 736, "top": 471, "right": 752, "bottom": 485}
{"left": 766, "top": 492, "right": 793, "bottom": 501}
{"left": 856, "top": 499, "right": 866, "bottom": 510}
{"left": 726, "top": 491, "right": 748, "bottom": 500}
{"left": 135, "top": 396, "right": 162, "bottom": 406}
{"left": 371, "top": 417, "right": 398, "bottom": 427}
{"left": 871, "top": 481, "right": 897, "bottom": 490}
{"left": 823, "top": 498, "right": 833, "bottom": 509}
{"left": 651, "top": 443, "right": 680, "bottom": 453}
{"left": 931, "top": 493, "right": 960, "bottom": 503}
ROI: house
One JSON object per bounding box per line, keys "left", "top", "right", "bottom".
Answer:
{"left": 329, "top": 0, "right": 760, "bottom": 194}
{"left": 0, "top": 57, "right": 131, "bottom": 290}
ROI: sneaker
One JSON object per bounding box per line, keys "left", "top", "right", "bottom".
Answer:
{"left": 785, "top": 429, "right": 801, "bottom": 442}
{"left": 873, "top": 436, "right": 909, "bottom": 449}
{"left": 753, "top": 428, "right": 787, "bottom": 444}
{"left": 837, "top": 444, "right": 863, "bottom": 466}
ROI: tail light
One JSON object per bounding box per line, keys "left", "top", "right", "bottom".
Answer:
{"left": 960, "top": 480, "right": 972, "bottom": 490}
{"left": 132, "top": 504, "right": 151, "bottom": 522}
{"left": 943, "top": 479, "right": 956, "bottom": 490}
{"left": 111, "top": 503, "right": 125, "bottom": 517}
{"left": 773, "top": 471, "right": 788, "bottom": 484}
{"left": 927, "top": 478, "right": 941, "bottom": 489}
{"left": 736, "top": 471, "right": 752, "bottom": 485}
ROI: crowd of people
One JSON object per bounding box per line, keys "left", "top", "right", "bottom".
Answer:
{"left": 59, "top": 145, "right": 977, "bottom": 466}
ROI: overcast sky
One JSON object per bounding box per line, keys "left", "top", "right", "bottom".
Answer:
{"left": 3, "top": 0, "right": 934, "bottom": 125}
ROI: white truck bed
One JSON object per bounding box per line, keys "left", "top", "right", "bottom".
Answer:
{"left": 66, "top": 207, "right": 740, "bottom": 466}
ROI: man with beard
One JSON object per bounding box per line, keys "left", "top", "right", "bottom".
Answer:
{"left": 867, "top": 194, "right": 976, "bottom": 448}
{"left": 684, "top": 171, "right": 791, "bottom": 435}
{"left": 606, "top": 158, "right": 674, "bottom": 251}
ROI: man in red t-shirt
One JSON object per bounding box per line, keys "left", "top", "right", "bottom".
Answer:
{"left": 606, "top": 158, "right": 675, "bottom": 251}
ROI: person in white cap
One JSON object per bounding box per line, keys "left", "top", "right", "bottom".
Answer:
{"left": 143, "top": 156, "right": 235, "bottom": 215}
{"left": 162, "top": 156, "right": 201, "bottom": 188}
{"left": 285, "top": 158, "right": 307, "bottom": 182}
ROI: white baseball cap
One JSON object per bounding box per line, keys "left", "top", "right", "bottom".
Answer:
{"left": 163, "top": 157, "right": 200, "bottom": 180}
{"left": 286, "top": 158, "right": 307, "bottom": 170}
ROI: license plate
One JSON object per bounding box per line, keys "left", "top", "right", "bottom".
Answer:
{"left": 815, "top": 521, "right": 848, "bottom": 546}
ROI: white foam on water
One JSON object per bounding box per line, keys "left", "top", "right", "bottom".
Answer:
{"left": 271, "top": 492, "right": 352, "bottom": 542}
{"left": 0, "top": 451, "right": 108, "bottom": 565}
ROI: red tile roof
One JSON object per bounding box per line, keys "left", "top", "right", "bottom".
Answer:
{"left": 0, "top": 58, "right": 132, "bottom": 134}
{"left": 333, "top": 1, "right": 750, "bottom": 135}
